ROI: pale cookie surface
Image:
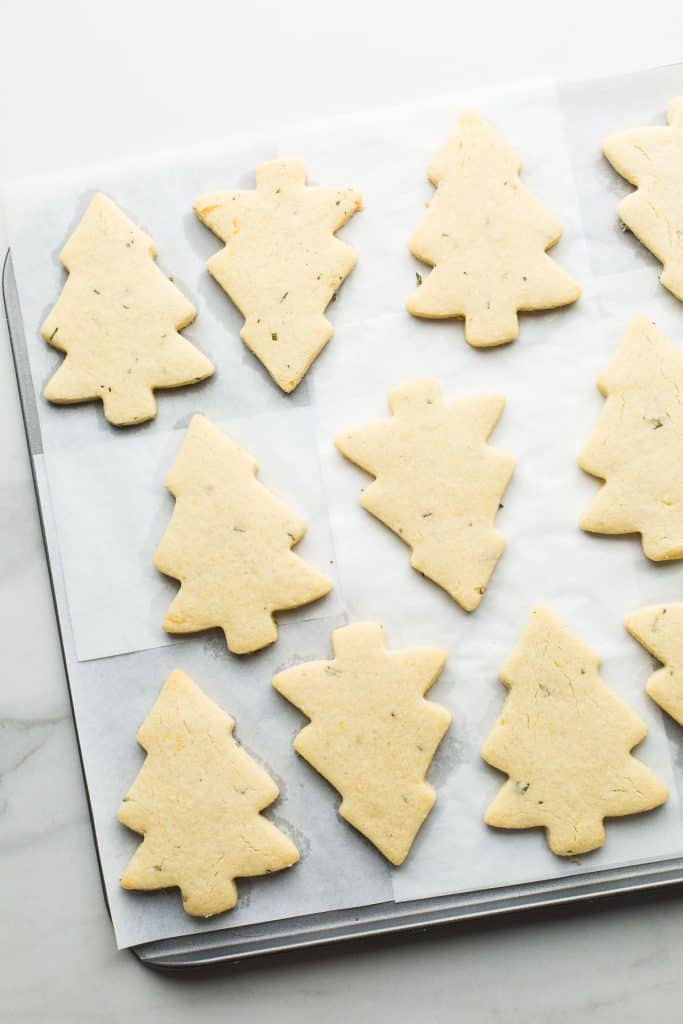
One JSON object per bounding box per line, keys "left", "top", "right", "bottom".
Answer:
{"left": 118, "top": 669, "right": 299, "bottom": 917}
{"left": 273, "top": 622, "right": 450, "bottom": 865}
{"left": 603, "top": 98, "right": 683, "bottom": 302}
{"left": 626, "top": 604, "right": 683, "bottom": 726}
{"left": 579, "top": 316, "right": 683, "bottom": 560}
{"left": 335, "top": 378, "right": 515, "bottom": 611}
{"left": 154, "top": 414, "right": 332, "bottom": 654}
{"left": 194, "top": 160, "right": 362, "bottom": 392}
{"left": 482, "top": 606, "right": 668, "bottom": 857}
{"left": 41, "top": 193, "right": 214, "bottom": 426}
{"left": 406, "top": 110, "right": 580, "bottom": 346}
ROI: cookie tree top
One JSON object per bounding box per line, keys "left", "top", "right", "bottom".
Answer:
{"left": 603, "top": 98, "right": 683, "bottom": 302}
{"left": 579, "top": 316, "right": 683, "bottom": 561}
{"left": 626, "top": 603, "right": 683, "bottom": 727}
{"left": 335, "top": 378, "right": 515, "bottom": 611}
{"left": 482, "top": 607, "right": 668, "bottom": 857}
{"left": 154, "top": 415, "right": 332, "bottom": 655}
{"left": 118, "top": 670, "right": 299, "bottom": 917}
{"left": 41, "top": 193, "right": 214, "bottom": 426}
{"left": 273, "top": 622, "right": 450, "bottom": 865}
{"left": 194, "top": 160, "right": 362, "bottom": 393}
{"left": 406, "top": 111, "right": 580, "bottom": 346}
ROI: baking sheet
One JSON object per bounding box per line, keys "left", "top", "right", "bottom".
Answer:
{"left": 5, "top": 67, "right": 683, "bottom": 950}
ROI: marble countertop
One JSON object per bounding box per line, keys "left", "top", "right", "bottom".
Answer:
{"left": 2, "top": 2, "right": 683, "bottom": 1020}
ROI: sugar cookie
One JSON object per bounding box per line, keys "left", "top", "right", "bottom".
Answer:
{"left": 579, "top": 316, "right": 683, "bottom": 560}
{"left": 407, "top": 111, "right": 580, "bottom": 346}
{"left": 603, "top": 98, "right": 683, "bottom": 301}
{"left": 119, "top": 669, "right": 299, "bottom": 917}
{"left": 626, "top": 603, "right": 683, "bottom": 726}
{"left": 42, "top": 193, "right": 213, "bottom": 425}
{"left": 273, "top": 622, "right": 450, "bottom": 865}
{"left": 482, "top": 607, "right": 668, "bottom": 856}
{"left": 194, "top": 160, "right": 361, "bottom": 392}
{"left": 155, "top": 415, "right": 332, "bottom": 654}
{"left": 335, "top": 378, "right": 514, "bottom": 610}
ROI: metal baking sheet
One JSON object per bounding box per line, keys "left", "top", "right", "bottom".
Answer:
{"left": 5, "top": 61, "right": 683, "bottom": 968}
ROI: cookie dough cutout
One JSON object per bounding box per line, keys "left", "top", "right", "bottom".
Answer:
{"left": 482, "top": 606, "right": 668, "bottom": 857}
{"left": 41, "top": 193, "right": 214, "bottom": 426}
{"left": 118, "top": 670, "right": 299, "bottom": 917}
{"left": 335, "top": 379, "right": 515, "bottom": 611}
{"left": 603, "top": 98, "right": 683, "bottom": 301}
{"left": 626, "top": 604, "right": 683, "bottom": 726}
{"left": 194, "top": 160, "right": 362, "bottom": 392}
{"left": 406, "top": 110, "right": 580, "bottom": 346}
{"left": 579, "top": 316, "right": 683, "bottom": 561}
{"left": 273, "top": 622, "right": 450, "bottom": 865}
{"left": 154, "top": 415, "right": 332, "bottom": 654}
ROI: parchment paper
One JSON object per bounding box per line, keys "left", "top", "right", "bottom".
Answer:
{"left": 6, "top": 67, "right": 683, "bottom": 949}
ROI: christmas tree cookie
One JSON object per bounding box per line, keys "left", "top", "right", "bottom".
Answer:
{"left": 335, "top": 379, "right": 515, "bottom": 611}
{"left": 406, "top": 111, "right": 580, "bottom": 346}
{"left": 626, "top": 604, "right": 683, "bottom": 726}
{"left": 273, "top": 622, "right": 450, "bottom": 865}
{"left": 41, "top": 193, "right": 213, "bottom": 425}
{"left": 154, "top": 415, "right": 332, "bottom": 654}
{"left": 118, "top": 670, "right": 299, "bottom": 917}
{"left": 603, "top": 98, "right": 683, "bottom": 301}
{"left": 579, "top": 316, "right": 683, "bottom": 561}
{"left": 194, "top": 160, "right": 362, "bottom": 392}
{"left": 482, "top": 607, "right": 668, "bottom": 856}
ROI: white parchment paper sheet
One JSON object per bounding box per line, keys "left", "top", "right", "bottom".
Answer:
{"left": 7, "top": 68, "right": 683, "bottom": 948}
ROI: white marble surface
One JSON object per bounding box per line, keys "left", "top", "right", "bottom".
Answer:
{"left": 2, "top": 1, "right": 683, "bottom": 1020}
